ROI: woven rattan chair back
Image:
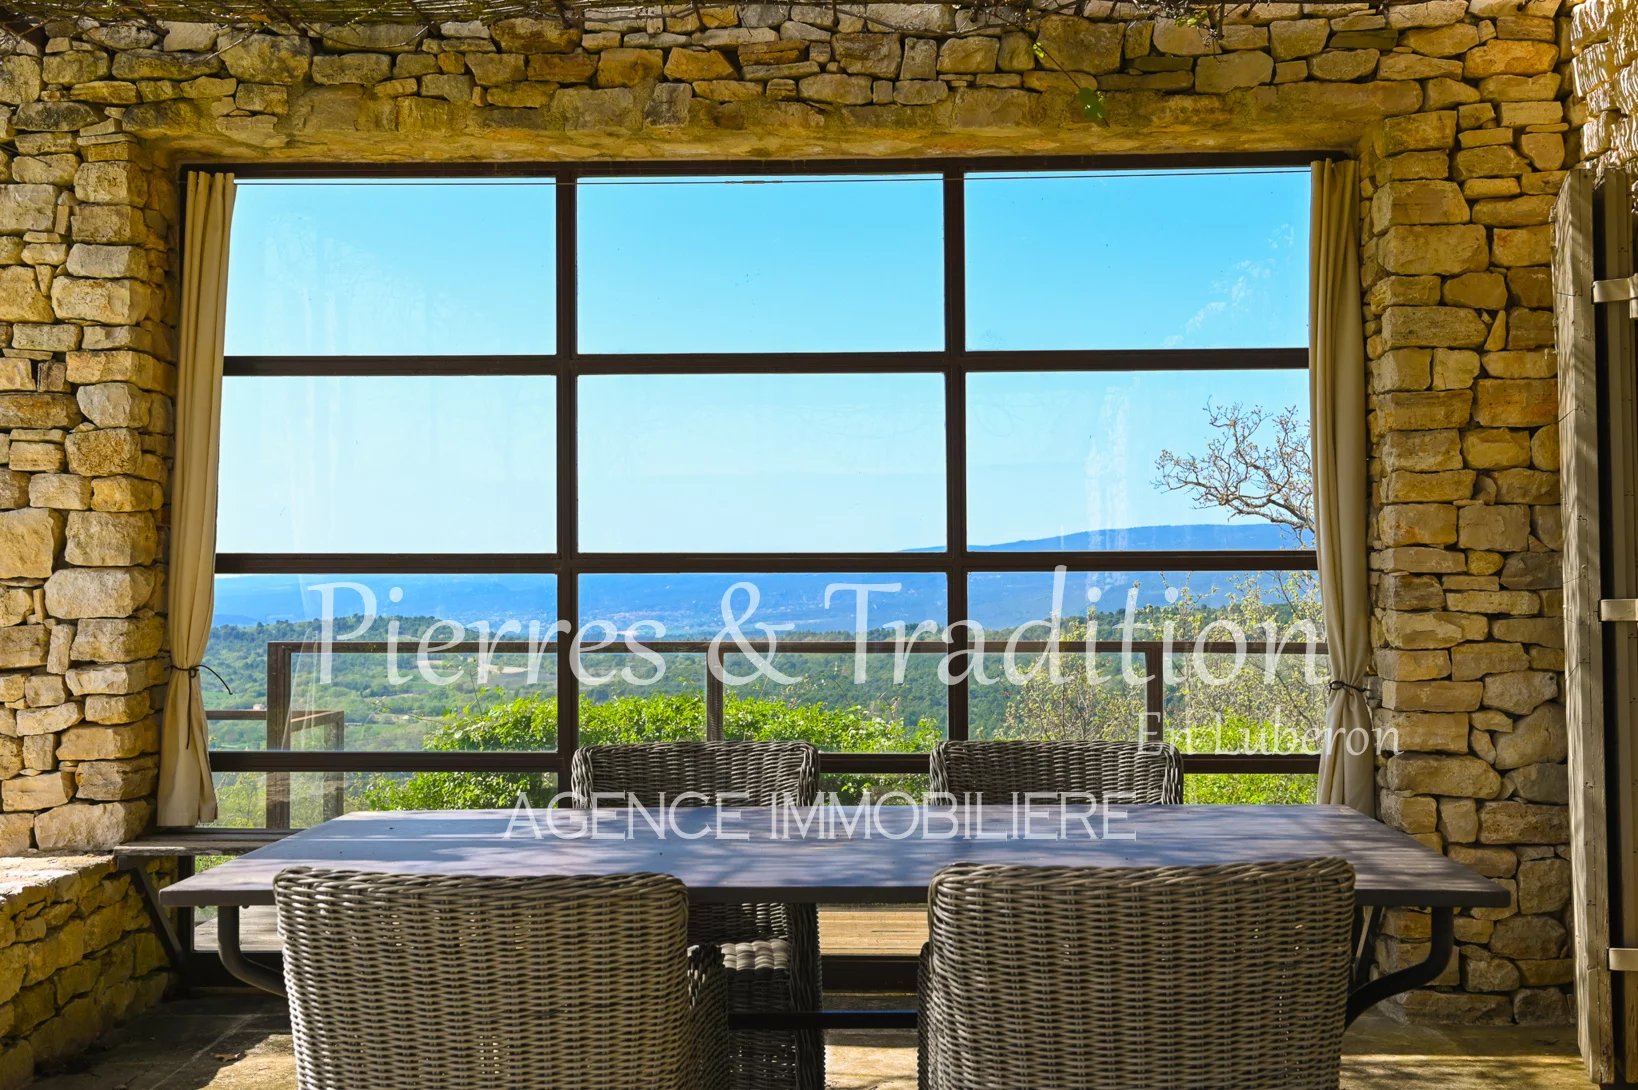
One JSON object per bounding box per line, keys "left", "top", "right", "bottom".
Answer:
{"left": 919, "top": 858, "right": 1356, "bottom": 1090}
{"left": 274, "top": 868, "right": 723, "bottom": 1090}
{"left": 569, "top": 740, "right": 824, "bottom": 1090}
{"left": 929, "top": 739, "right": 1183, "bottom": 803}
{"left": 569, "top": 740, "right": 819, "bottom": 809}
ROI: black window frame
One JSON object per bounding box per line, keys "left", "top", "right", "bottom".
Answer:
{"left": 199, "top": 152, "right": 1330, "bottom": 819}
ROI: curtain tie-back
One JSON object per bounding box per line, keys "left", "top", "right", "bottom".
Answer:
{"left": 1327, "top": 679, "right": 1367, "bottom": 696}
{"left": 173, "top": 662, "right": 234, "bottom": 694}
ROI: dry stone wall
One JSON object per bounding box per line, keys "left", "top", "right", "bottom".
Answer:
{"left": 0, "top": 111, "right": 172, "bottom": 858}
{"left": 0, "top": 856, "right": 175, "bottom": 1089}
{"left": 1362, "top": 73, "right": 1574, "bottom": 1022}
{"left": 0, "top": 0, "right": 1595, "bottom": 1066}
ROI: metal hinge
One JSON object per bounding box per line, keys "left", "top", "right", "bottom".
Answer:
{"left": 1613, "top": 948, "right": 1638, "bottom": 972}
{"left": 1600, "top": 599, "right": 1638, "bottom": 622}
{"left": 1594, "top": 274, "right": 1638, "bottom": 317}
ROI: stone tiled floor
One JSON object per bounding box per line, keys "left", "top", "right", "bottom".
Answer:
{"left": 31, "top": 993, "right": 1592, "bottom": 1090}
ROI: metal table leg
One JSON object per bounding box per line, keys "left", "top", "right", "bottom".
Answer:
{"left": 217, "top": 905, "right": 286, "bottom": 997}
{"left": 1345, "top": 905, "right": 1452, "bottom": 1025}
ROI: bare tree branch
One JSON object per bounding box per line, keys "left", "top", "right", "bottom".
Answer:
{"left": 1153, "top": 400, "right": 1313, "bottom": 547}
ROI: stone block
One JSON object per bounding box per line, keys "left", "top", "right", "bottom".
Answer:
{"left": 1384, "top": 753, "right": 1502, "bottom": 798}
{"left": 0, "top": 184, "right": 61, "bottom": 237}
{"left": 64, "top": 429, "right": 143, "bottom": 477}
{"left": 69, "top": 616, "right": 165, "bottom": 664}
{"left": 1489, "top": 913, "right": 1566, "bottom": 958}
{"left": 1381, "top": 792, "right": 1438, "bottom": 833}
{"left": 0, "top": 625, "right": 49, "bottom": 669}
{"left": 55, "top": 720, "right": 158, "bottom": 762}
{"left": 50, "top": 278, "right": 153, "bottom": 326}
{"left": 1, "top": 772, "right": 74, "bottom": 811}
{"left": 664, "top": 48, "right": 736, "bottom": 81}
{"left": 32, "top": 800, "right": 151, "bottom": 850}
{"left": 1374, "top": 648, "right": 1451, "bottom": 682}
{"left": 1372, "top": 180, "right": 1469, "bottom": 229}
{"left": 1465, "top": 39, "right": 1559, "bottom": 78}
{"left": 1375, "top": 390, "right": 1472, "bottom": 430}
{"left": 937, "top": 37, "right": 998, "bottom": 75}
{"left": 91, "top": 477, "right": 164, "bottom": 513}
{"left": 1381, "top": 430, "right": 1462, "bottom": 471}
{"left": 1380, "top": 503, "right": 1460, "bottom": 546}
{"left": 1476, "top": 378, "right": 1556, "bottom": 427}
{"left": 1450, "top": 641, "right": 1531, "bottom": 681}
{"left": 1382, "top": 610, "right": 1487, "bottom": 649}
{"left": 1382, "top": 110, "right": 1457, "bottom": 153}
{"left": 1506, "top": 762, "right": 1568, "bottom": 803}
{"left": 74, "top": 757, "right": 158, "bottom": 801}
{"left": 1378, "top": 711, "right": 1469, "bottom": 754}
{"left": 596, "top": 48, "right": 663, "bottom": 87}
{"left": 1381, "top": 679, "right": 1484, "bottom": 713}
{"left": 0, "top": 508, "right": 63, "bottom": 578}
{"left": 1381, "top": 307, "right": 1489, "bottom": 348}
{"left": 16, "top": 702, "right": 81, "bottom": 737}
{"left": 0, "top": 267, "right": 54, "bottom": 322}
{"left": 1035, "top": 17, "right": 1123, "bottom": 73}
{"left": 73, "top": 162, "right": 148, "bottom": 206}
{"left": 1494, "top": 225, "right": 1552, "bottom": 267}
{"left": 43, "top": 567, "right": 155, "bottom": 620}
{"left": 311, "top": 53, "right": 392, "bottom": 85}
{"left": 491, "top": 18, "right": 580, "bottom": 53}
{"left": 64, "top": 511, "right": 157, "bottom": 567}
{"left": 1479, "top": 800, "right": 1568, "bottom": 844}
{"left": 1457, "top": 504, "right": 1530, "bottom": 551}
{"left": 1379, "top": 225, "right": 1489, "bottom": 275}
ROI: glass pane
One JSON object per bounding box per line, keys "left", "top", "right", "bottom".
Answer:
{"left": 1184, "top": 773, "right": 1316, "bottom": 804}
{"left": 970, "top": 649, "right": 1148, "bottom": 742}
{"left": 967, "top": 569, "right": 1323, "bottom": 635}
{"left": 721, "top": 652, "right": 947, "bottom": 750}
{"left": 206, "top": 771, "right": 558, "bottom": 832}
{"left": 579, "top": 572, "right": 946, "bottom": 636}
{"left": 965, "top": 569, "right": 1323, "bottom": 743}
{"left": 1167, "top": 651, "right": 1328, "bottom": 756}
{"left": 577, "top": 175, "right": 943, "bottom": 353}
{"left": 227, "top": 179, "right": 555, "bottom": 356}
{"left": 577, "top": 573, "right": 946, "bottom": 755}
{"left": 218, "top": 376, "right": 556, "bottom": 553}
{"left": 965, "top": 169, "right": 1308, "bottom": 350}
{"left": 207, "top": 574, "right": 561, "bottom": 752}
{"left": 966, "top": 370, "right": 1311, "bottom": 550}
{"left": 579, "top": 653, "right": 710, "bottom": 744}
{"left": 579, "top": 374, "right": 945, "bottom": 552}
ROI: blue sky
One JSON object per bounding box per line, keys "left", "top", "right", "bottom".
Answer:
{"left": 218, "top": 170, "right": 1309, "bottom": 555}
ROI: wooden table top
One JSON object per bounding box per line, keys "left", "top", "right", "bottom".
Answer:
{"left": 160, "top": 804, "right": 1509, "bottom": 909}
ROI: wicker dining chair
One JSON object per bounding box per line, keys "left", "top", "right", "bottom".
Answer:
{"left": 273, "top": 867, "right": 728, "bottom": 1090}
{"left": 928, "top": 739, "right": 1184, "bottom": 804}
{"left": 570, "top": 741, "right": 823, "bottom": 1090}
{"left": 917, "top": 858, "right": 1356, "bottom": 1090}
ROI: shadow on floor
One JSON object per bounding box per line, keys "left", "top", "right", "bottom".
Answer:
{"left": 33, "top": 991, "right": 1592, "bottom": 1090}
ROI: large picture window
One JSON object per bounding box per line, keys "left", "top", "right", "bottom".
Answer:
{"left": 205, "top": 159, "right": 1324, "bottom": 835}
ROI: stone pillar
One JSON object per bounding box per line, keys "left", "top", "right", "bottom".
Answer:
{"left": 1, "top": 29, "right": 176, "bottom": 853}
{"left": 1570, "top": 0, "right": 1638, "bottom": 168}
{"left": 1362, "top": 26, "right": 1573, "bottom": 1020}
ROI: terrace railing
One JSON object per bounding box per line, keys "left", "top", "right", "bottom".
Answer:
{"left": 207, "top": 638, "right": 1326, "bottom": 829}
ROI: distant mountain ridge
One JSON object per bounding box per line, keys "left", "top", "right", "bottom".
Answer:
{"left": 212, "top": 522, "right": 1303, "bottom": 633}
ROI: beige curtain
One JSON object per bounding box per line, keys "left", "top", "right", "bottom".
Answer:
{"left": 158, "top": 172, "right": 235, "bottom": 827}
{"left": 1311, "top": 160, "right": 1374, "bottom": 815}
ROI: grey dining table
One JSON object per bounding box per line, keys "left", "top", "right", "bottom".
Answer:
{"left": 161, "top": 803, "right": 1509, "bottom": 1027}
